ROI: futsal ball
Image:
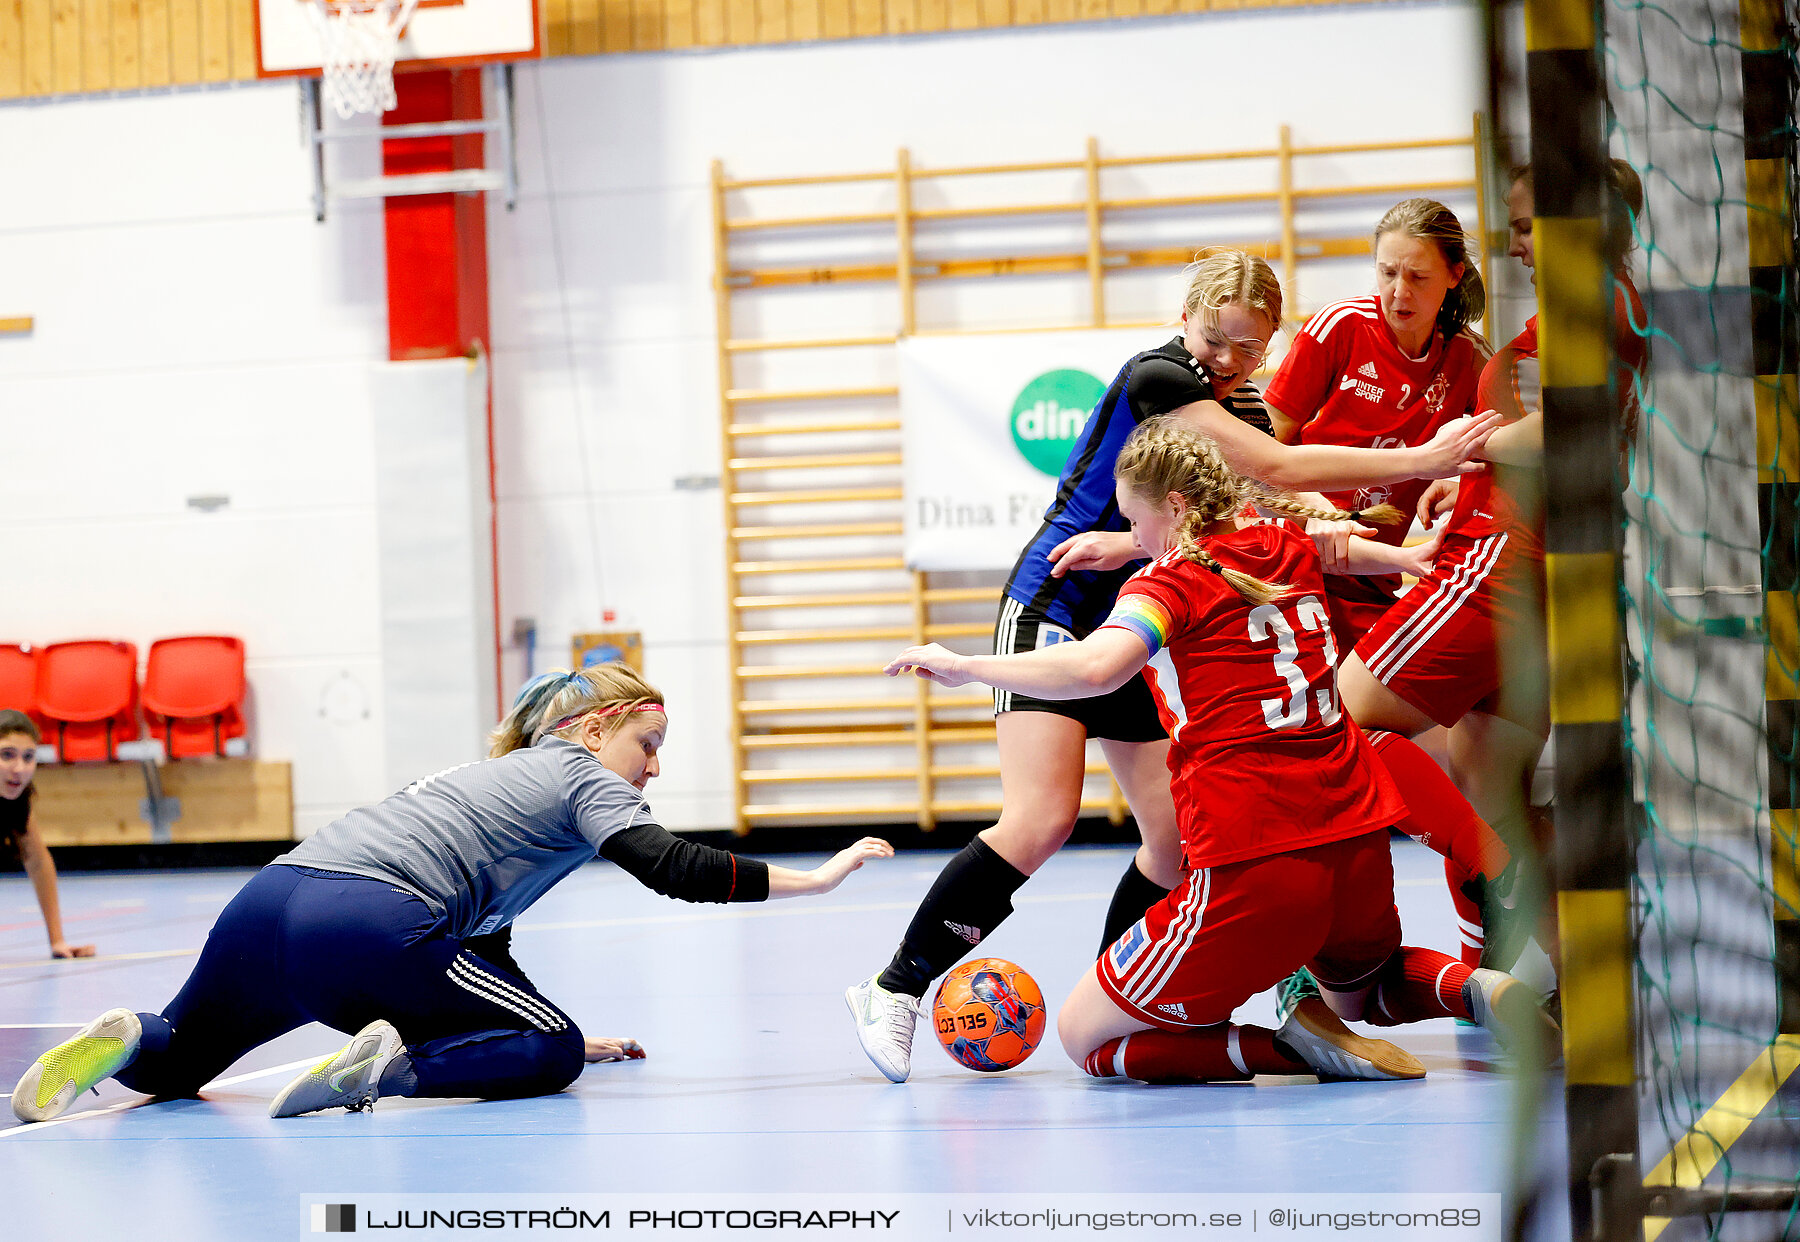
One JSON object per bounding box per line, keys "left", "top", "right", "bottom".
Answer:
{"left": 932, "top": 957, "right": 1047, "bottom": 1072}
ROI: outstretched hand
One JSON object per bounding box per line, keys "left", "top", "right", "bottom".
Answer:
{"left": 1419, "top": 410, "right": 1502, "bottom": 478}
{"left": 584, "top": 1036, "right": 646, "bottom": 1064}
{"left": 809, "top": 837, "right": 895, "bottom": 895}
{"left": 1046, "top": 530, "right": 1141, "bottom": 578}
{"left": 50, "top": 942, "right": 95, "bottom": 959}
{"left": 883, "top": 643, "right": 972, "bottom": 687}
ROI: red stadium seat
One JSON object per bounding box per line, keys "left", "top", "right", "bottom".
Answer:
{"left": 35, "top": 640, "right": 141, "bottom": 761}
{"left": 143, "top": 636, "right": 247, "bottom": 758}
{"left": 0, "top": 644, "right": 44, "bottom": 729}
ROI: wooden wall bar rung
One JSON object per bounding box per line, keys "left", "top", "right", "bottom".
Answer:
{"left": 738, "top": 625, "right": 914, "bottom": 645}
{"left": 1289, "top": 178, "right": 1475, "bottom": 202}
{"left": 728, "top": 418, "right": 902, "bottom": 437}
{"left": 739, "top": 663, "right": 892, "bottom": 680}
{"left": 731, "top": 522, "right": 903, "bottom": 540}
{"left": 729, "top": 235, "right": 1375, "bottom": 291}
{"left": 738, "top": 695, "right": 990, "bottom": 715}
{"left": 733, "top": 556, "right": 906, "bottom": 575}
{"left": 728, "top": 487, "right": 903, "bottom": 506}
{"left": 925, "top": 623, "right": 990, "bottom": 639}
{"left": 728, "top": 451, "right": 902, "bottom": 471}
{"left": 726, "top": 335, "right": 899, "bottom": 353}
{"left": 924, "top": 587, "right": 1001, "bottom": 604}
{"left": 744, "top": 767, "right": 921, "bottom": 784}
{"left": 735, "top": 589, "right": 913, "bottom": 609}
{"left": 727, "top": 210, "right": 895, "bottom": 232}
{"left": 726, "top": 384, "right": 898, "bottom": 403}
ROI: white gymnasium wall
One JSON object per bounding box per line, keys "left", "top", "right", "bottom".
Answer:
{"left": 0, "top": 1, "right": 1483, "bottom": 835}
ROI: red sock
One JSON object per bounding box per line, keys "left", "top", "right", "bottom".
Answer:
{"left": 1367, "top": 730, "right": 1512, "bottom": 880}
{"left": 1364, "top": 947, "right": 1473, "bottom": 1025}
{"left": 1082, "top": 1025, "right": 1306, "bottom": 1081}
{"left": 1447, "top": 857, "right": 1485, "bottom": 969}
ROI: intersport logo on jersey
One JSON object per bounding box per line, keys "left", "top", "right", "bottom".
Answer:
{"left": 899, "top": 329, "right": 1147, "bottom": 571}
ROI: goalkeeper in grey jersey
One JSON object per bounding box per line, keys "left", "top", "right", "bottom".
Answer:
{"left": 12, "top": 663, "right": 891, "bottom": 1123}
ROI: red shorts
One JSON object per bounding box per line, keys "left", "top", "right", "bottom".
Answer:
{"left": 1097, "top": 830, "right": 1401, "bottom": 1032}
{"left": 1324, "top": 584, "right": 1397, "bottom": 654}
{"left": 1352, "top": 528, "right": 1548, "bottom": 735}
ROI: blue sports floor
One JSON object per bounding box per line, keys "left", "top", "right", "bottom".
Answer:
{"left": 3, "top": 840, "right": 1557, "bottom": 1239}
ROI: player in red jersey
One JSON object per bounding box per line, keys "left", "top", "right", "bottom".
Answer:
{"left": 1259, "top": 198, "right": 1521, "bottom": 964}
{"left": 885, "top": 419, "right": 1545, "bottom": 1083}
{"left": 1341, "top": 162, "right": 1649, "bottom": 970}
{"left": 1264, "top": 198, "right": 1493, "bottom": 652}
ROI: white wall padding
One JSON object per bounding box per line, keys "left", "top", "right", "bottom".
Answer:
{"left": 370, "top": 355, "right": 498, "bottom": 791}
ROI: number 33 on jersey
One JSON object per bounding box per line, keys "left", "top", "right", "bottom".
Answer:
{"left": 1098, "top": 523, "right": 1404, "bottom": 871}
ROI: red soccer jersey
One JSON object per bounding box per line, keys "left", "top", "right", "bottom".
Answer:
{"left": 1264, "top": 295, "right": 1490, "bottom": 539}
{"left": 1449, "top": 276, "right": 1646, "bottom": 540}
{"left": 1099, "top": 523, "right": 1407, "bottom": 871}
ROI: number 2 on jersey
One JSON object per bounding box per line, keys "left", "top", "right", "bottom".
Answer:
{"left": 1246, "top": 594, "right": 1340, "bottom": 731}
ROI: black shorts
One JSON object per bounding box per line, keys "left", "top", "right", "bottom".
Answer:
{"left": 991, "top": 596, "right": 1168, "bottom": 744}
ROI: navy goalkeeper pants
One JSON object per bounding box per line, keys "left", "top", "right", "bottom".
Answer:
{"left": 114, "top": 864, "right": 585, "bottom": 1101}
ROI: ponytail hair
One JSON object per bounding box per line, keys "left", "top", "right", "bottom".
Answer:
{"left": 1375, "top": 197, "right": 1485, "bottom": 340}
{"left": 489, "top": 663, "right": 665, "bottom": 757}
{"left": 1115, "top": 416, "right": 1292, "bottom": 606}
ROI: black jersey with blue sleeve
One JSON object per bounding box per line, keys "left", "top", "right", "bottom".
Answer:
{"left": 1002, "top": 336, "right": 1272, "bottom": 636}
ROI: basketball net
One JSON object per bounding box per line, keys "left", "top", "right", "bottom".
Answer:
{"left": 309, "top": 0, "right": 422, "bottom": 119}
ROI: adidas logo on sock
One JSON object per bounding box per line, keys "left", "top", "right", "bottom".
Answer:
{"left": 1156, "top": 1002, "right": 1188, "bottom": 1020}
{"left": 1358, "top": 361, "right": 1380, "bottom": 379}
{"left": 944, "top": 921, "right": 983, "bottom": 945}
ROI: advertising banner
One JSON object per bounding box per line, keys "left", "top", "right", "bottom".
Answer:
{"left": 899, "top": 329, "right": 1163, "bottom": 571}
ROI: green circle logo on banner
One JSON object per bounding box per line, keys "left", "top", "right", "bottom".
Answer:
{"left": 1010, "top": 369, "right": 1105, "bottom": 477}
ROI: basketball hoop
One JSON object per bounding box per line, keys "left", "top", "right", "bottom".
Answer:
{"left": 308, "top": 0, "right": 422, "bottom": 118}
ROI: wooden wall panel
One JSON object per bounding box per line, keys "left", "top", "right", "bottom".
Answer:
{"left": 21, "top": 0, "right": 48, "bottom": 94}
{"left": 691, "top": 0, "right": 722, "bottom": 44}
{"left": 543, "top": 0, "right": 570, "bottom": 51}
{"left": 0, "top": 0, "right": 23, "bottom": 97}
{"left": 600, "top": 0, "right": 628, "bottom": 51}
{"left": 0, "top": 0, "right": 1412, "bottom": 100}
{"left": 50, "top": 0, "right": 79, "bottom": 92}
{"left": 753, "top": 0, "right": 784, "bottom": 43}
{"left": 724, "top": 0, "right": 751, "bottom": 43}
{"left": 139, "top": 0, "right": 164, "bottom": 82}
{"left": 79, "top": 0, "right": 107, "bottom": 89}
{"left": 630, "top": 0, "right": 661, "bottom": 48}
{"left": 663, "top": 0, "right": 692, "bottom": 46}
{"left": 785, "top": 0, "right": 815, "bottom": 40}
{"left": 566, "top": 0, "right": 596, "bottom": 53}
{"left": 227, "top": 0, "right": 254, "bottom": 77}
{"left": 198, "top": 0, "right": 226, "bottom": 79}
{"left": 109, "top": 0, "right": 137, "bottom": 87}
{"left": 167, "top": 0, "right": 196, "bottom": 80}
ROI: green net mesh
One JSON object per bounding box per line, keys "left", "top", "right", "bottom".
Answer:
{"left": 1604, "top": 0, "right": 1799, "bottom": 1236}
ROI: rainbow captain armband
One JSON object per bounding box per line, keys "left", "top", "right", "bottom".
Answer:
{"left": 1099, "top": 595, "right": 1173, "bottom": 658}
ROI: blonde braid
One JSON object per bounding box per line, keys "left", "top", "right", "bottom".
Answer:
{"left": 1254, "top": 493, "right": 1406, "bottom": 528}
{"left": 1116, "top": 415, "right": 1290, "bottom": 606}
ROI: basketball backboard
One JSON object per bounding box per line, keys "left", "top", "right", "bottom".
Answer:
{"left": 256, "top": 0, "right": 541, "bottom": 79}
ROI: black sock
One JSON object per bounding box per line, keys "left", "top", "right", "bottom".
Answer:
{"left": 1098, "top": 858, "right": 1172, "bottom": 958}
{"left": 877, "top": 836, "right": 1029, "bottom": 998}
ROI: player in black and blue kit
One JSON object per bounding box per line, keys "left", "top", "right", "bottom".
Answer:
{"left": 13, "top": 664, "right": 892, "bottom": 1123}
{"left": 846, "top": 249, "right": 1503, "bottom": 1083}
